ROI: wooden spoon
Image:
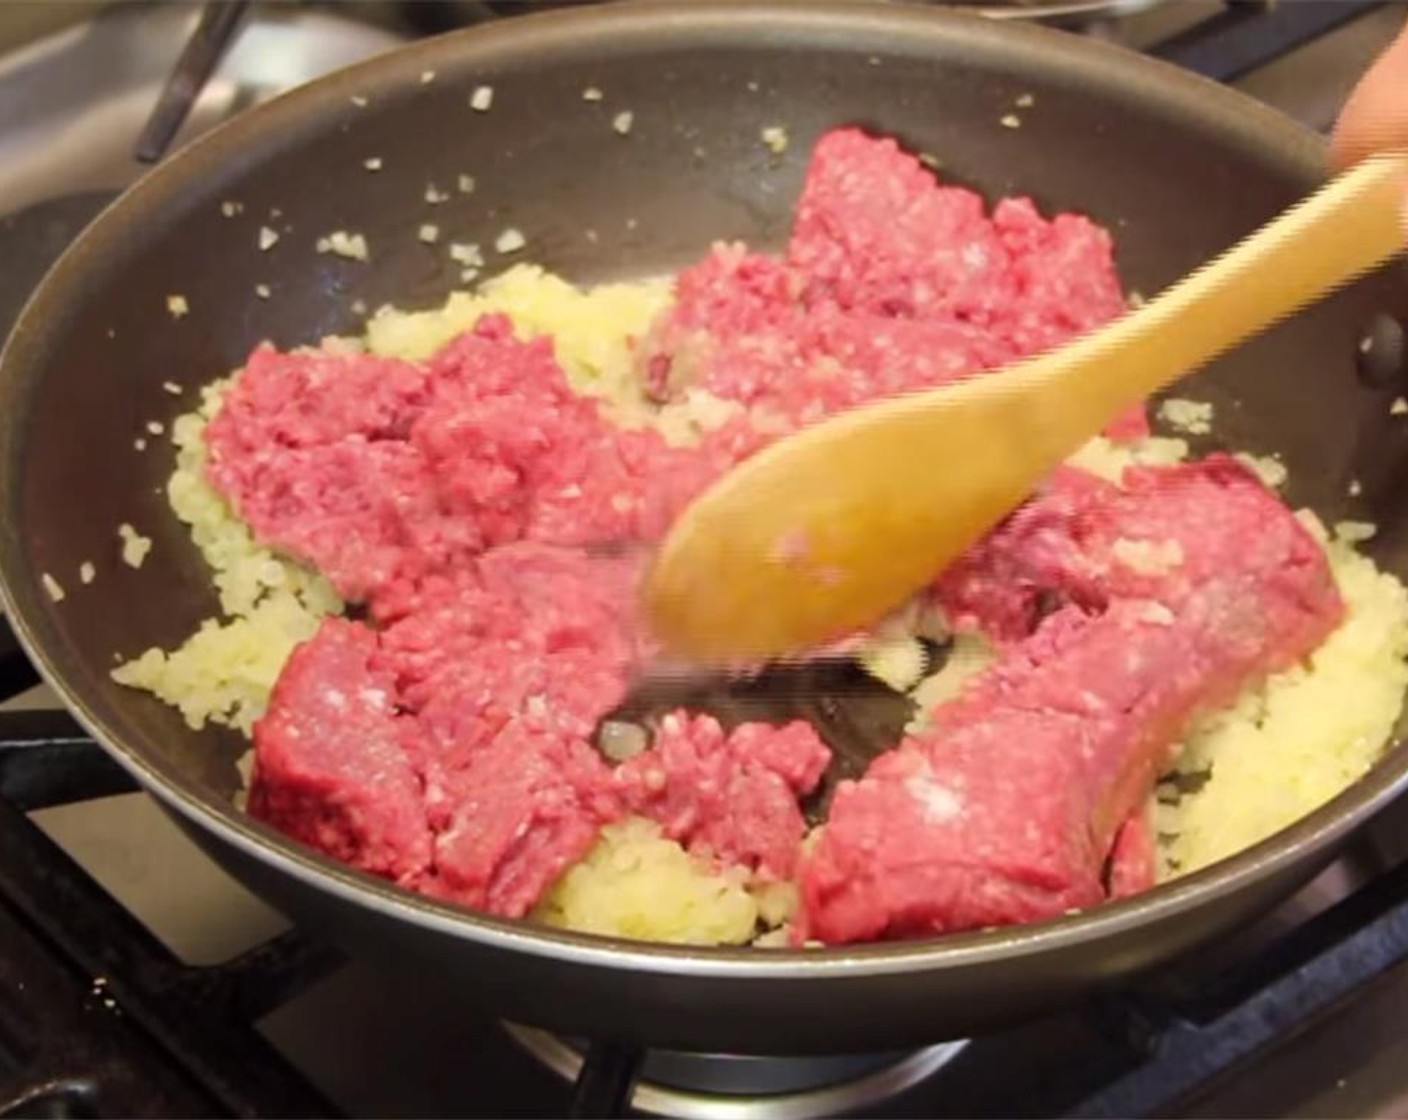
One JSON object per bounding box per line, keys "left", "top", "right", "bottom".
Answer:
{"left": 644, "top": 151, "right": 1408, "bottom": 663}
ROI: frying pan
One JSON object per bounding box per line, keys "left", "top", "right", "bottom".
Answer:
{"left": 3, "top": 1, "right": 1408, "bottom": 1056}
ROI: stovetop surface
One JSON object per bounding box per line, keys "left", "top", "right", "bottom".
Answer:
{"left": 4, "top": 2, "right": 1408, "bottom": 1117}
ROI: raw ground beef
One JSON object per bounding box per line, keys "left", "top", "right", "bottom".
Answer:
{"left": 929, "top": 457, "right": 1338, "bottom": 642}
{"left": 789, "top": 129, "right": 1017, "bottom": 321}
{"left": 375, "top": 544, "right": 642, "bottom": 825}
{"left": 798, "top": 459, "right": 1343, "bottom": 944}
{"left": 928, "top": 465, "right": 1111, "bottom": 643}
{"left": 247, "top": 618, "right": 431, "bottom": 884}
{"left": 414, "top": 720, "right": 619, "bottom": 917}
{"left": 640, "top": 128, "right": 1147, "bottom": 438}
{"left": 228, "top": 126, "right": 1285, "bottom": 934}
{"left": 207, "top": 315, "right": 741, "bottom": 621}
{"left": 246, "top": 547, "right": 832, "bottom": 915}
{"left": 614, "top": 713, "right": 831, "bottom": 881}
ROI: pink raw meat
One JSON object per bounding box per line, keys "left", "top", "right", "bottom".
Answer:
{"left": 248, "top": 618, "right": 431, "bottom": 884}
{"left": 639, "top": 127, "right": 1143, "bottom": 436}
{"left": 615, "top": 712, "right": 831, "bottom": 880}
{"left": 789, "top": 128, "right": 1016, "bottom": 321}
{"left": 207, "top": 343, "right": 429, "bottom": 461}
{"left": 990, "top": 197, "right": 1131, "bottom": 353}
{"left": 417, "top": 719, "right": 621, "bottom": 918}
{"left": 210, "top": 312, "right": 762, "bottom": 623}
{"left": 931, "top": 456, "right": 1337, "bottom": 641}
{"left": 638, "top": 244, "right": 812, "bottom": 413}
{"left": 252, "top": 569, "right": 633, "bottom": 917}
{"left": 799, "top": 459, "right": 1342, "bottom": 944}
{"left": 929, "top": 466, "right": 1113, "bottom": 642}
{"left": 374, "top": 544, "right": 641, "bottom": 820}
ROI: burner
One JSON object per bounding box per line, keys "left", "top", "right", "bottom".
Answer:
{"left": 503, "top": 1025, "right": 968, "bottom": 1119}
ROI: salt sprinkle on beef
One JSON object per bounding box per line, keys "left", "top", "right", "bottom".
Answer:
{"left": 248, "top": 618, "right": 431, "bottom": 884}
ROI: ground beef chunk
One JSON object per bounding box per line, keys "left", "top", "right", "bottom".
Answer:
{"left": 790, "top": 130, "right": 1130, "bottom": 350}
{"left": 408, "top": 315, "right": 724, "bottom": 552}
{"left": 408, "top": 321, "right": 598, "bottom": 551}
{"left": 247, "top": 618, "right": 431, "bottom": 884}
{"left": 376, "top": 544, "right": 641, "bottom": 826}
{"left": 399, "top": 643, "right": 627, "bottom": 829}
{"left": 1084, "top": 459, "right": 1334, "bottom": 616}
{"left": 615, "top": 712, "right": 831, "bottom": 880}
{"left": 932, "top": 457, "right": 1337, "bottom": 642}
{"left": 252, "top": 557, "right": 632, "bottom": 918}
{"left": 989, "top": 197, "right": 1132, "bottom": 354}
{"left": 637, "top": 244, "right": 812, "bottom": 414}
{"left": 789, "top": 128, "right": 1016, "bottom": 321}
{"left": 799, "top": 460, "right": 1343, "bottom": 944}
{"left": 250, "top": 562, "right": 834, "bottom": 916}
{"left": 206, "top": 334, "right": 488, "bottom": 605}
{"left": 207, "top": 343, "right": 430, "bottom": 459}
{"left": 225, "top": 440, "right": 449, "bottom": 606}
{"left": 798, "top": 310, "right": 1018, "bottom": 415}
{"left": 640, "top": 243, "right": 1011, "bottom": 427}
{"left": 639, "top": 127, "right": 1144, "bottom": 437}
{"left": 416, "top": 720, "right": 620, "bottom": 918}
{"left": 210, "top": 315, "right": 757, "bottom": 621}
{"left": 524, "top": 420, "right": 759, "bottom": 546}
{"left": 203, "top": 344, "right": 454, "bottom": 605}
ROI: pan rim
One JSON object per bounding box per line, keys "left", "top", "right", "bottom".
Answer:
{"left": 0, "top": 0, "right": 1399, "bottom": 981}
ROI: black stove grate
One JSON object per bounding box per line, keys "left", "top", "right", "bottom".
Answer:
{"left": 0, "top": 710, "right": 342, "bottom": 1119}
{"left": 1150, "top": 0, "right": 1385, "bottom": 84}
{"left": 8, "top": 688, "right": 1408, "bottom": 1119}
{"left": 1065, "top": 855, "right": 1408, "bottom": 1117}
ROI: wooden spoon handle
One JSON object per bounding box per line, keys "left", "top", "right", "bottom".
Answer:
{"left": 1027, "top": 151, "right": 1408, "bottom": 441}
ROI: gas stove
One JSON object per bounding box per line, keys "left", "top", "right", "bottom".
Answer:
{"left": 3, "top": 2, "right": 1408, "bottom": 1117}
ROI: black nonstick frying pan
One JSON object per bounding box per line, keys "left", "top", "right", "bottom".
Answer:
{"left": 3, "top": 1, "right": 1408, "bottom": 1056}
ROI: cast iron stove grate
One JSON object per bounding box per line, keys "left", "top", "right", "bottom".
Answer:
{"left": 0, "top": 717, "right": 342, "bottom": 1117}
{"left": 0, "top": 623, "right": 339, "bottom": 1118}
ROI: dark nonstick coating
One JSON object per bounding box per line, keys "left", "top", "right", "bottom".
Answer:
{"left": 4, "top": 2, "right": 1408, "bottom": 1053}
